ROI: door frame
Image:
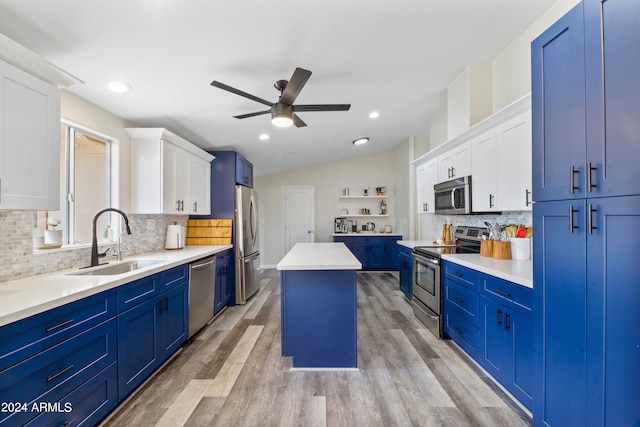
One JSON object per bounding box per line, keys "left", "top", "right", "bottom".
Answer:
{"left": 283, "top": 186, "right": 315, "bottom": 254}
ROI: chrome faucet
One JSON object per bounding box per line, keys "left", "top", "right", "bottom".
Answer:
{"left": 91, "top": 208, "right": 132, "bottom": 267}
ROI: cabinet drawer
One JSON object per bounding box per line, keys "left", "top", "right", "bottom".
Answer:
{"left": 443, "top": 261, "right": 479, "bottom": 291}
{"left": 0, "top": 319, "right": 117, "bottom": 426}
{"left": 444, "top": 279, "right": 480, "bottom": 327}
{"left": 480, "top": 273, "right": 532, "bottom": 313}
{"left": 0, "top": 290, "right": 116, "bottom": 371}
{"left": 24, "top": 362, "right": 118, "bottom": 427}
{"left": 444, "top": 307, "right": 480, "bottom": 358}
{"left": 161, "top": 264, "right": 188, "bottom": 291}
{"left": 117, "top": 273, "right": 160, "bottom": 313}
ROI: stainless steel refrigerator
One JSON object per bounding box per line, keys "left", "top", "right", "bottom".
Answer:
{"left": 235, "top": 185, "right": 260, "bottom": 304}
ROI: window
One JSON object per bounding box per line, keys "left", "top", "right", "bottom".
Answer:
{"left": 36, "top": 121, "right": 113, "bottom": 247}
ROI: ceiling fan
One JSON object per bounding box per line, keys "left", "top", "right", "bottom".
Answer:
{"left": 210, "top": 67, "right": 351, "bottom": 128}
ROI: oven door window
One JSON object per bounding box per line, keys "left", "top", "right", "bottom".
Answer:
{"left": 415, "top": 261, "right": 436, "bottom": 297}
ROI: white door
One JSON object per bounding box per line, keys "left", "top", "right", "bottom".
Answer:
{"left": 283, "top": 186, "right": 314, "bottom": 253}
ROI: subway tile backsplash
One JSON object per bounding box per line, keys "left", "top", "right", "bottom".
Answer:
{"left": 0, "top": 211, "right": 187, "bottom": 284}
{"left": 433, "top": 212, "right": 532, "bottom": 237}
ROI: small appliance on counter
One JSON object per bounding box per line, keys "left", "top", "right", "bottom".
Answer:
{"left": 334, "top": 217, "right": 348, "bottom": 233}
{"left": 165, "top": 222, "right": 185, "bottom": 249}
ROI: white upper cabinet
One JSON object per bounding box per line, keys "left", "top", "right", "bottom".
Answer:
{"left": 471, "top": 130, "right": 499, "bottom": 212}
{"left": 438, "top": 141, "right": 471, "bottom": 182}
{"left": 127, "top": 128, "right": 214, "bottom": 215}
{"left": 496, "top": 111, "right": 532, "bottom": 211}
{"left": 416, "top": 158, "right": 438, "bottom": 213}
{"left": 0, "top": 59, "right": 60, "bottom": 210}
{"left": 470, "top": 111, "right": 532, "bottom": 212}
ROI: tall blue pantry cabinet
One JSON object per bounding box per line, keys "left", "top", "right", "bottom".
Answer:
{"left": 531, "top": 1, "right": 640, "bottom": 426}
{"left": 191, "top": 151, "right": 254, "bottom": 307}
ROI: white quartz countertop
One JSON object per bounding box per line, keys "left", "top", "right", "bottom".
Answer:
{"left": 442, "top": 254, "right": 533, "bottom": 289}
{"left": 0, "top": 245, "right": 232, "bottom": 327}
{"left": 277, "top": 243, "right": 362, "bottom": 271}
{"left": 332, "top": 233, "right": 402, "bottom": 237}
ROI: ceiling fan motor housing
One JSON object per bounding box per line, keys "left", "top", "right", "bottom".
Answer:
{"left": 271, "top": 103, "right": 293, "bottom": 117}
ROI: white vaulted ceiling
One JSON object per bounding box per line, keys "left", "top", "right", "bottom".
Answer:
{"left": 0, "top": 0, "right": 556, "bottom": 177}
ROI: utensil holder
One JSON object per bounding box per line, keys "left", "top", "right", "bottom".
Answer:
{"left": 509, "top": 238, "right": 531, "bottom": 260}
{"left": 480, "top": 239, "right": 494, "bottom": 257}
{"left": 492, "top": 241, "right": 512, "bottom": 259}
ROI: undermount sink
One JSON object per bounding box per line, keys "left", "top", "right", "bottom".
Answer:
{"left": 68, "top": 259, "right": 163, "bottom": 276}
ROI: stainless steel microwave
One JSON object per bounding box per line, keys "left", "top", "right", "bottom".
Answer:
{"left": 434, "top": 176, "right": 472, "bottom": 215}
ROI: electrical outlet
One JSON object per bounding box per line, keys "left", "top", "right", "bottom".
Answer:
{"left": 146, "top": 219, "right": 155, "bottom": 231}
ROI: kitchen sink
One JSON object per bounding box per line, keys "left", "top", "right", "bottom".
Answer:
{"left": 68, "top": 259, "right": 163, "bottom": 276}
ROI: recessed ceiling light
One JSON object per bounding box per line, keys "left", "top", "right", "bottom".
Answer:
{"left": 106, "top": 80, "right": 131, "bottom": 93}
{"left": 352, "top": 137, "right": 369, "bottom": 145}
{"left": 369, "top": 111, "right": 380, "bottom": 119}
{"left": 259, "top": 133, "right": 270, "bottom": 141}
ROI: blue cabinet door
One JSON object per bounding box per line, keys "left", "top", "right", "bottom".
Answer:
{"left": 531, "top": 3, "right": 586, "bottom": 202}
{"left": 117, "top": 297, "right": 159, "bottom": 400}
{"left": 508, "top": 308, "right": 533, "bottom": 409}
{"left": 398, "top": 247, "right": 412, "bottom": 299}
{"left": 157, "top": 282, "right": 188, "bottom": 363}
{"left": 533, "top": 199, "right": 587, "bottom": 427}
{"left": 585, "top": 195, "right": 640, "bottom": 426}
{"left": 584, "top": 0, "right": 640, "bottom": 199}
{"left": 480, "top": 296, "right": 506, "bottom": 382}
{"left": 235, "top": 153, "right": 253, "bottom": 187}
{"left": 215, "top": 250, "right": 232, "bottom": 314}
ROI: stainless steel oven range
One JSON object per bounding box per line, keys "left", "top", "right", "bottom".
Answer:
{"left": 412, "top": 226, "right": 485, "bottom": 338}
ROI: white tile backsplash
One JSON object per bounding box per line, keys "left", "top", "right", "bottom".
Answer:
{"left": 0, "top": 211, "right": 188, "bottom": 284}
{"left": 433, "top": 212, "right": 532, "bottom": 239}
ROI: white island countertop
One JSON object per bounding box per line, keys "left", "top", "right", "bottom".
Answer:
{"left": 442, "top": 254, "right": 533, "bottom": 289}
{"left": 277, "top": 243, "right": 362, "bottom": 271}
{"left": 0, "top": 245, "right": 232, "bottom": 327}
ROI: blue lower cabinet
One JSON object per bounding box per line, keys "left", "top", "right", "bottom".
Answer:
{"left": 158, "top": 282, "right": 188, "bottom": 361}
{"left": 24, "top": 362, "right": 118, "bottom": 427}
{"left": 444, "top": 305, "right": 480, "bottom": 358}
{"left": 117, "top": 297, "right": 159, "bottom": 400}
{"left": 0, "top": 319, "right": 117, "bottom": 426}
{"left": 215, "top": 249, "right": 233, "bottom": 314}
{"left": 333, "top": 236, "right": 400, "bottom": 270}
{"left": 117, "top": 280, "right": 188, "bottom": 400}
{"left": 479, "top": 296, "right": 533, "bottom": 410}
{"left": 398, "top": 246, "right": 412, "bottom": 299}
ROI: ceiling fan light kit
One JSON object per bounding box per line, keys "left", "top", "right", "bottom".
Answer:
{"left": 211, "top": 67, "right": 350, "bottom": 128}
{"left": 271, "top": 103, "right": 294, "bottom": 127}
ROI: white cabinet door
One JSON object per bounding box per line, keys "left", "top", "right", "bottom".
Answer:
{"left": 417, "top": 158, "right": 438, "bottom": 213}
{"left": 0, "top": 59, "right": 60, "bottom": 210}
{"left": 188, "top": 157, "right": 210, "bottom": 215}
{"left": 496, "top": 111, "right": 532, "bottom": 211}
{"left": 162, "top": 141, "right": 190, "bottom": 214}
{"left": 471, "top": 130, "right": 499, "bottom": 212}
{"left": 438, "top": 142, "right": 471, "bottom": 182}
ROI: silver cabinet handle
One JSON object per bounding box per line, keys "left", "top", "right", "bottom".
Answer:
{"left": 569, "top": 205, "right": 578, "bottom": 233}
{"left": 570, "top": 166, "right": 579, "bottom": 194}
{"left": 525, "top": 189, "right": 531, "bottom": 206}
{"left": 588, "top": 204, "right": 597, "bottom": 234}
{"left": 587, "top": 162, "right": 597, "bottom": 193}
{"left": 489, "top": 194, "right": 494, "bottom": 208}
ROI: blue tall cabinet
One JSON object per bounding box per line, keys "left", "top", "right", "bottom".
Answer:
{"left": 532, "top": 1, "right": 640, "bottom": 425}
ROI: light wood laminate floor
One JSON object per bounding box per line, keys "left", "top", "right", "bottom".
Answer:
{"left": 102, "top": 270, "right": 531, "bottom": 427}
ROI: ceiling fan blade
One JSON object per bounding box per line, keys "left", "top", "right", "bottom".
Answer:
{"left": 211, "top": 80, "right": 273, "bottom": 107}
{"left": 293, "top": 104, "right": 351, "bottom": 112}
{"left": 293, "top": 114, "right": 307, "bottom": 128}
{"left": 280, "top": 68, "right": 312, "bottom": 105}
{"left": 233, "top": 110, "right": 271, "bottom": 119}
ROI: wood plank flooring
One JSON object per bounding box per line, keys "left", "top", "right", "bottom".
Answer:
{"left": 102, "top": 270, "right": 531, "bottom": 427}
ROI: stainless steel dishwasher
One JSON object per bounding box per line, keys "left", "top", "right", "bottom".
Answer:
{"left": 188, "top": 255, "right": 216, "bottom": 337}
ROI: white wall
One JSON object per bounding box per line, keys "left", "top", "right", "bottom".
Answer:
{"left": 394, "top": 138, "right": 414, "bottom": 240}
{"left": 492, "top": 0, "right": 581, "bottom": 110}
{"left": 428, "top": 104, "right": 448, "bottom": 151}
{"left": 254, "top": 150, "right": 399, "bottom": 268}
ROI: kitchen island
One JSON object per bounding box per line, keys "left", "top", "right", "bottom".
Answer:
{"left": 277, "top": 243, "right": 362, "bottom": 369}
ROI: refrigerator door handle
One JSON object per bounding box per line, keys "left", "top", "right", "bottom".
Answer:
{"left": 250, "top": 194, "right": 258, "bottom": 246}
